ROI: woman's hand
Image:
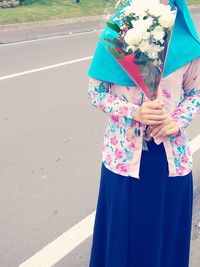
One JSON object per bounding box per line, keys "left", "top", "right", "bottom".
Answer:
{"left": 147, "top": 114, "right": 180, "bottom": 139}
{"left": 134, "top": 100, "right": 168, "bottom": 125}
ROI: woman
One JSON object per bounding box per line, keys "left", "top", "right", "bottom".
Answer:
{"left": 87, "top": 0, "right": 200, "bottom": 266}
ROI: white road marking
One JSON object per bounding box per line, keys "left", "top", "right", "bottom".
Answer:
{"left": 19, "top": 212, "right": 96, "bottom": 267}
{"left": 0, "top": 56, "right": 93, "bottom": 81}
{"left": 19, "top": 134, "right": 200, "bottom": 267}
{"left": 0, "top": 29, "right": 102, "bottom": 47}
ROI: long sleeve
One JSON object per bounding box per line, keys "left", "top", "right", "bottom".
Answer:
{"left": 88, "top": 77, "right": 140, "bottom": 126}
{"left": 171, "top": 58, "right": 200, "bottom": 129}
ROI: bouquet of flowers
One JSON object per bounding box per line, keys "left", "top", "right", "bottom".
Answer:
{"left": 100, "top": 0, "right": 177, "bottom": 101}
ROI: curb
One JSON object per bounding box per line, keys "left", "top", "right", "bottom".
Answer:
{"left": 0, "top": 15, "right": 108, "bottom": 31}
{"left": 0, "top": 4, "right": 199, "bottom": 31}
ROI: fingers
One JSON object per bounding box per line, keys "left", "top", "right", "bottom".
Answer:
{"left": 143, "top": 113, "right": 180, "bottom": 138}
{"left": 144, "top": 120, "right": 167, "bottom": 125}
{"left": 150, "top": 118, "right": 171, "bottom": 135}
{"left": 142, "top": 114, "right": 169, "bottom": 125}
{"left": 134, "top": 100, "right": 168, "bottom": 125}
{"left": 153, "top": 124, "right": 173, "bottom": 138}
{"left": 143, "top": 100, "right": 164, "bottom": 110}
{"left": 153, "top": 124, "right": 179, "bottom": 138}
{"left": 145, "top": 108, "right": 165, "bottom": 115}
{"left": 145, "top": 114, "right": 168, "bottom": 121}
{"left": 141, "top": 111, "right": 167, "bottom": 124}
{"left": 150, "top": 125, "right": 163, "bottom": 137}
{"left": 140, "top": 101, "right": 167, "bottom": 124}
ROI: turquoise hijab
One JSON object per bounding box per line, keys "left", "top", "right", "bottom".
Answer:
{"left": 88, "top": 0, "right": 200, "bottom": 86}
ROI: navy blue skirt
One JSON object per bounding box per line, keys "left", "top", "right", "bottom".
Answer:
{"left": 88, "top": 139, "right": 193, "bottom": 267}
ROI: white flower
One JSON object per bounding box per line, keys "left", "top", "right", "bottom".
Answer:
{"left": 147, "top": 51, "right": 158, "bottom": 59}
{"left": 124, "top": 28, "right": 144, "bottom": 45}
{"left": 143, "top": 17, "right": 154, "bottom": 29}
{"left": 123, "top": 6, "right": 135, "bottom": 15}
{"left": 152, "top": 44, "right": 163, "bottom": 53}
{"left": 132, "top": 17, "right": 153, "bottom": 31}
{"left": 153, "top": 31, "right": 164, "bottom": 41}
{"left": 146, "top": 44, "right": 163, "bottom": 59}
{"left": 131, "top": 19, "right": 136, "bottom": 27}
{"left": 153, "top": 26, "right": 163, "bottom": 32}
{"left": 142, "top": 31, "right": 151, "bottom": 39}
{"left": 121, "top": 0, "right": 175, "bottom": 21}
{"left": 152, "top": 26, "right": 165, "bottom": 41}
{"left": 159, "top": 39, "right": 165, "bottom": 44}
{"left": 122, "top": 0, "right": 152, "bottom": 16}
{"left": 132, "top": 0, "right": 160, "bottom": 9}
{"left": 139, "top": 40, "right": 151, "bottom": 53}
{"left": 158, "top": 12, "right": 176, "bottom": 28}
{"left": 148, "top": 4, "right": 171, "bottom": 17}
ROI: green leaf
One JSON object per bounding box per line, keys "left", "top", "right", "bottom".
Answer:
{"left": 108, "top": 47, "right": 125, "bottom": 59}
{"left": 106, "top": 22, "right": 121, "bottom": 33}
{"left": 104, "top": 37, "right": 123, "bottom": 48}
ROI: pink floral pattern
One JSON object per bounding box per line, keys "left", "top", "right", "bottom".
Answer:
{"left": 162, "top": 88, "right": 171, "bottom": 98}
{"left": 88, "top": 57, "right": 200, "bottom": 179}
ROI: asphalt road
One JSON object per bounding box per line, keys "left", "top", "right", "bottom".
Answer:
{"left": 0, "top": 10, "right": 200, "bottom": 267}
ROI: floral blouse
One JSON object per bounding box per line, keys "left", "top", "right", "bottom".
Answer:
{"left": 87, "top": 57, "right": 200, "bottom": 179}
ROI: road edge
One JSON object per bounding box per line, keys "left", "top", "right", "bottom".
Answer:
{"left": 0, "top": 4, "right": 199, "bottom": 32}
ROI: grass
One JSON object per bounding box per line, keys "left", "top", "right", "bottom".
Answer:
{"left": 188, "top": 0, "right": 200, "bottom": 4}
{"left": 0, "top": 0, "right": 199, "bottom": 25}
{"left": 0, "top": 0, "right": 111, "bottom": 24}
